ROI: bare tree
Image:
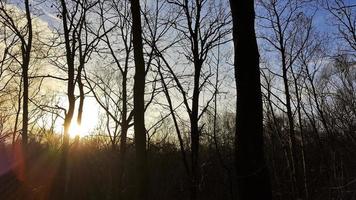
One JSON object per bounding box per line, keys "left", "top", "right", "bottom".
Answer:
{"left": 151, "top": 1, "right": 230, "bottom": 199}
{"left": 0, "top": 0, "right": 33, "bottom": 146}
{"left": 229, "top": 0, "right": 272, "bottom": 199}
{"left": 326, "top": 0, "right": 356, "bottom": 53}
{"left": 48, "top": 0, "right": 103, "bottom": 198}
{"left": 257, "top": 0, "right": 316, "bottom": 198}
{"left": 130, "top": 0, "right": 148, "bottom": 199}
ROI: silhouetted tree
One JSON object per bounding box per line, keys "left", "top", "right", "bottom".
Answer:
{"left": 130, "top": 0, "right": 148, "bottom": 199}
{"left": 0, "top": 0, "right": 33, "bottom": 146}
{"left": 326, "top": 0, "right": 356, "bottom": 53}
{"left": 51, "top": 0, "right": 102, "bottom": 198}
{"left": 257, "top": 0, "right": 315, "bottom": 198}
{"left": 155, "top": 1, "right": 230, "bottom": 198}
{"left": 229, "top": 0, "right": 272, "bottom": 199}
{"left": 86, "top": 2, "right": 135, "bottom": 194}
{"left": 21, "top": 0, "right": 32, "bottom": 147}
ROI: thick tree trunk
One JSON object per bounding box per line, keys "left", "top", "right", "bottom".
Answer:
{"left": 229, "top": 0, "right": 272, "bottom": 199}
{"left": 131, "top": 0, "right": 148, "bottom": 199}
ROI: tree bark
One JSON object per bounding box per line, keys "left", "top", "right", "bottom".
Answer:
{"left": 190, "top": 59, "right": 201, "bottom": 200}
{"left": 131, "top": 0, "right": 148, "bottom": 199}
{"left": 229, "top": 0, "right": 272, "bottom": 199}
{"left": 22, "top": 0, "right": 33, "bottom": 147}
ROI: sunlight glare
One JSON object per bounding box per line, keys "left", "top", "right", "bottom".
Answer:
{"left": 68, "top": 122, "right": 82, "bottom": 138}
{"left": 56, "top": 97, "right": 99, "bottom": 138}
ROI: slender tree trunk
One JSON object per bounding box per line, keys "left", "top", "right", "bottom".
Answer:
{"left": 13, "top": 79, "right": 22, "bottom": 146}
{"left": 22, "top": 0, "right": 33, "bottom": 147}
{"left": 50, "top": 1, "right": 77, "bottom": 199}
{"left": 158, "top": 66, "right": 190, "bottom": 176}
{"left": 59, "top": 0, "right": 76, "bottom": 149}
{"left": 115, "top": 70, "right": 129, "bottom": 198}
{"left": 265, "top": 78, "right": 294, "bottom": 198}
{"left": 22, "top": 60, "right": 29, "bottom": 146}
{"left": 305, "top": 62, "right": 336, "bottom": 198}
{"left": 188, "top": 4, "right": 203, "bottom": 193}
{"left": 77, "top": 40, "right": 86, "bottom": 131}
{"left": 19, "top": 2, "right": 32, "bottom": 195}
{"left": 76, "top": 70, "right": 84, "bottom": 128}
{"left": 229, "top": 0, "right": 272, "bottom": 199}
{"left": 282, "top": 60, "right": 303, "bottom": 199}
{"left": 117, "top": 123, "right": 127, "bottom": 197}
{"left": 212, "top": 52, "right": 234, "bottom": 199}
{"left": 120, "top": 71, "right": 128, "bottom": 157}
{"left": 190, "top": 61, "right": 201, "bottom": 200}
{"left": 131, "top": 0, "right": 148, "bottom": 199}
{"left": 291, "top": 67, "right": 309, "bottom": 200}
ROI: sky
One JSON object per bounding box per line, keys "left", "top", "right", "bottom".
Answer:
{"left": 2, "top": 0, "right": 354, "bottom": 139}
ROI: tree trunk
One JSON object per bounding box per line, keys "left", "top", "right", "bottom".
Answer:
{"left": 190, "top": 60, "right": 201, "bottom": 200}
{"left": 22, "top": 0, "right": 33, "bottom": 147}
{"left": 59, "top": 0, "right": 76, "bottom": 148}
{"left": 131, "top": 0, "right": 148, "bottom": 199}
{"left": 22, "top": 59, "right": 29, "bottom": 146}
{"left": 13, "top": 79, "right": 22, "bottom": 146}
{"left": 229, "top": 0, "right": 272, "bottom": 199}
{"left": 281, "top": 53, "right": 303, "bottom": 200}
{"left": 51, "top": 1, "right": 77, "bottom": 199}
{"left": 158, "top": 65, "right": 190, "bottom": 176}
{"left": 76, "top": 70, "right": 84, "bottom": 128}
{"left": 291, "top": 66, "right": 309, "bottom": 200}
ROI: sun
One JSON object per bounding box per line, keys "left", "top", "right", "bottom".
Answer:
{"left": 55, "top": 97, "right": 99, "bottom": 138}
{"left": 68, "top": 122, "right": 83, "bottom": 138}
